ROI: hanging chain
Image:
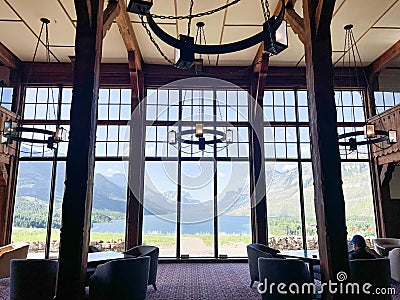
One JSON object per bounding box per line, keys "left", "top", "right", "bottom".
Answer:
{"left": 139, "top": 0, "right": 241, "bottom": 20}
{"left": 187, "top": 0, "right": 194, "bottom": 36}
{"left": 261, "top": 0, "right": 276, "bottom": 55}
{"left": 139, "top": 14, "right": 178, "bottom": 67}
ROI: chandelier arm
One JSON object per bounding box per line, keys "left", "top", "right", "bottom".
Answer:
{"left": 146, "top": 2, "right": 285, "bottom": 56}
{"left": 9, "top": 137, "right": 54, "bottom": 145}
{"left": 337, "top": 130, "right": 389, "bottom": 140}
{"left": 15, "top": 127, "right": 56, "bottom": 136}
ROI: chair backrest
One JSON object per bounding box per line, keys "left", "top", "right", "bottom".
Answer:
{"left": 125, "top": 245, "right": 158, "bottom": 257}
{"left": 90, "top": 257, "right": 150, "bottom": 300}
{"left": 247, "top": 244, "right": 280, "bottom": 257}
{"left": 350, "top": 258, "right": 391, "bottom": 300}
{"left": 258, "top": 257, "right": 313, "bottom": 300}
{"left": 0, "top": 243, "right": 29, "bottom": 278}
{"left": 246, "top": 244, "right": 274, "bottom": 283}
{"left": 374, "top": 238, "right": 400, "bottom": 246}
{"left": 10, "top": 259, "right": 58, "bottom": 300}
{"left": 124, "top": 245, "right": 159, "bottom": 285}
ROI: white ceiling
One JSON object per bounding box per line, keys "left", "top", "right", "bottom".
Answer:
{"left": 0, "top": 0, "right": 399, "bottom": 67}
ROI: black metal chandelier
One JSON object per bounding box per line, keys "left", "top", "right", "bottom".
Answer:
{"left": 2, "top": 120, "right": 66, "bottom": 150}
{"left": 1, "top": 18, "right": 67, "bottom": 150}
{"left": 337, "top": 24, "right": 397, "bottom": 151}
{"left": 168, "top": 124, "right": 233, "bottom": 151}
{"left": 127, "top": 0, "right": 288, "bottom": 69}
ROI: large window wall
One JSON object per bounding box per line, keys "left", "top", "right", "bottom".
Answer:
{"left": 12, "top": 86, "right": 131, "bottom": 257}
{"left": 143, "top": 88, "right": 251, "bottom": 258}
{"left": 263, "top": 89, "right": 375, "bottom": 251}
{"left": 12, "top": 84, "right": 377, "bottom": 257}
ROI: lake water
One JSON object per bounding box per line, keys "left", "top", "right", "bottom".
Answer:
{"left": 91, "top": 214, "right": 251, "bottom": 235}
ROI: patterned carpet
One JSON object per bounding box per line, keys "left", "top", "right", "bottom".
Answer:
{"left": 1, "top": 263, "right": 400, "bottom": 299}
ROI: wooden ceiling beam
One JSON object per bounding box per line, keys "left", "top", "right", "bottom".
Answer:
{"left": 103, "top": 0, "right": 120, "bottom": 38}
{"left": 371, "top": 40, "right": 400, "bottom": 74}
{"left": 116, "top": 0, "right": 143, "bottom": 71}
{"left": 253, "top": 43, "right": 270, "bottom": 73}
{"left": 0, "top": 42, "right": 20, "bottom": 69}
{"left": 286, "top": 7, "right": 305, "bottom": 43}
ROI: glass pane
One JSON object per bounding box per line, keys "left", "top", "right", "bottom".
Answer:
{"left": 266, "top": 162, "right": 303, "bottom": 250}
{"left": 12, "top": 161, "right": 53, "bottom": 258}
{"left": 302, "top": 162, "right": 318, "bottom": 250}
{"left": 218, "top": 162, "right": 251, "bottom": 257}
{"left": 90, "top": 162, "right": 127, "bottom": 251}
{"left": 342, "top": 162, "right": 376, "bottom": 239}
{"left": 143, "top": 161, "right": 177, "bottom": 257}
{"left": 181, "top": 161, "right": 214, "bottom": 257}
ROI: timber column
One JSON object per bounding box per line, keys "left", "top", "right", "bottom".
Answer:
{"left": 55, "top": 0, "right": 104, "bottom": 299}
{"left": 303, "top": 0, "right": 350, "bottom": 297}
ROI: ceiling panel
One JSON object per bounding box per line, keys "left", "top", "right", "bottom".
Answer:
{"left": 102, "top": 23, "right": 129, "bottom": 63}
{"left": 6, "top": 0, "right": 75, "bottom": 46}
{"left": 340, "top": 28, "right": 400, "bottom": 65}
{"left": 0, "top": 21, "right": 52, "bottom": 61}
{"left": 49, "top": 46, "right": 75, "bottom": 62}
{"left": 59, "top": 0, "right": 76, "bottom": 21}
{"left": 225, "top": 0, "right": 279, "bottom": 25}
{"left": 374, "top": 0, "right": 400, "bottom": 28}
{"left": 217, "top": 44, "right": 259, "bottom": 66}
{"left": 222, "top": 25, "right": 261, "bottom": 44}
{"left": 176, "top": 0, "right": 225, "bottom": 44}
{"left": 133, "top": 23, "right": 176, "bottom": 64}
{"left": 330, "top": 0, "right": 397, "bottom": 51}
{"left": 0, "top": 0, "right": 20, "bottom": 20}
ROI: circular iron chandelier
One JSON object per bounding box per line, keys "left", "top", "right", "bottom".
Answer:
{"left": 127, "top": 0, "right": 288, "bottom": 69}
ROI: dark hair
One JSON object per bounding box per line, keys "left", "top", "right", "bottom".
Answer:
{"left": 350, "top": 235, "right": 366, "bottom": 248}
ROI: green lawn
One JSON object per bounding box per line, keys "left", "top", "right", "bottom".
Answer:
{"left": 12, "top": 227, "right": 251, "bottom": 247}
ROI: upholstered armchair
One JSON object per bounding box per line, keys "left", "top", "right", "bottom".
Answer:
{"left": 124, "top": 245, "right": 159, "bottom": 290}
{"left": 258, "top": 257, "right": 313, "bottom": 300}
{"left": 373, "top": 238, "right": 400, "bottom": 256}
{"left": 0, "top": 242, "right": 29, "bottom": 278}
{"left": 89, "top": 257, "right": 150, "bottom": 300}
{"left": 350, "top": 258, "right": 391, "bottom": 300}
{"left": 10, "top": 259, "right": 58, "bottom": 300}
{"left": 247, "top": 244, "right": 280, "bottom": 287}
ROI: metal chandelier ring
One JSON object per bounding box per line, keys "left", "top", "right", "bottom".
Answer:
{"left": 177, "top": 128, "right": 226, "bottom": 145}
{"left": 337, "top": 130, "right": 390, "bottom": 146}
{"left": 145, "top": 0, "right": 285, "bottom": 55}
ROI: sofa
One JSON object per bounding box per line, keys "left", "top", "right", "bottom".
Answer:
{"left": 373, "top": 238, "right": 400, "bottom": 256}
{"left": 0, "top": 242, "right": 29, "bottom": 278}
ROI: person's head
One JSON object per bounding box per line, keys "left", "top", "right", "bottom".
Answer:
{"left": 350, "top": 235, "right": 366, "bottom": 250}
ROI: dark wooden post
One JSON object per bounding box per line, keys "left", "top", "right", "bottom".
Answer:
{"left": 125, "top": 51, "right": 145, "bottom": 249}
{"left": 55, "top": 0, "right": 104, "bottom": 299}
{"left": 303, "top": 0, "right": 350, "bottom": 293}
{"left": 249, "top": 53, "right": 269, "bottom": 244}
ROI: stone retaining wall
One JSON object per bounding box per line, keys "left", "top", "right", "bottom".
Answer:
{"left": 27, "top": 236, "right": 375, "bottom": 254}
